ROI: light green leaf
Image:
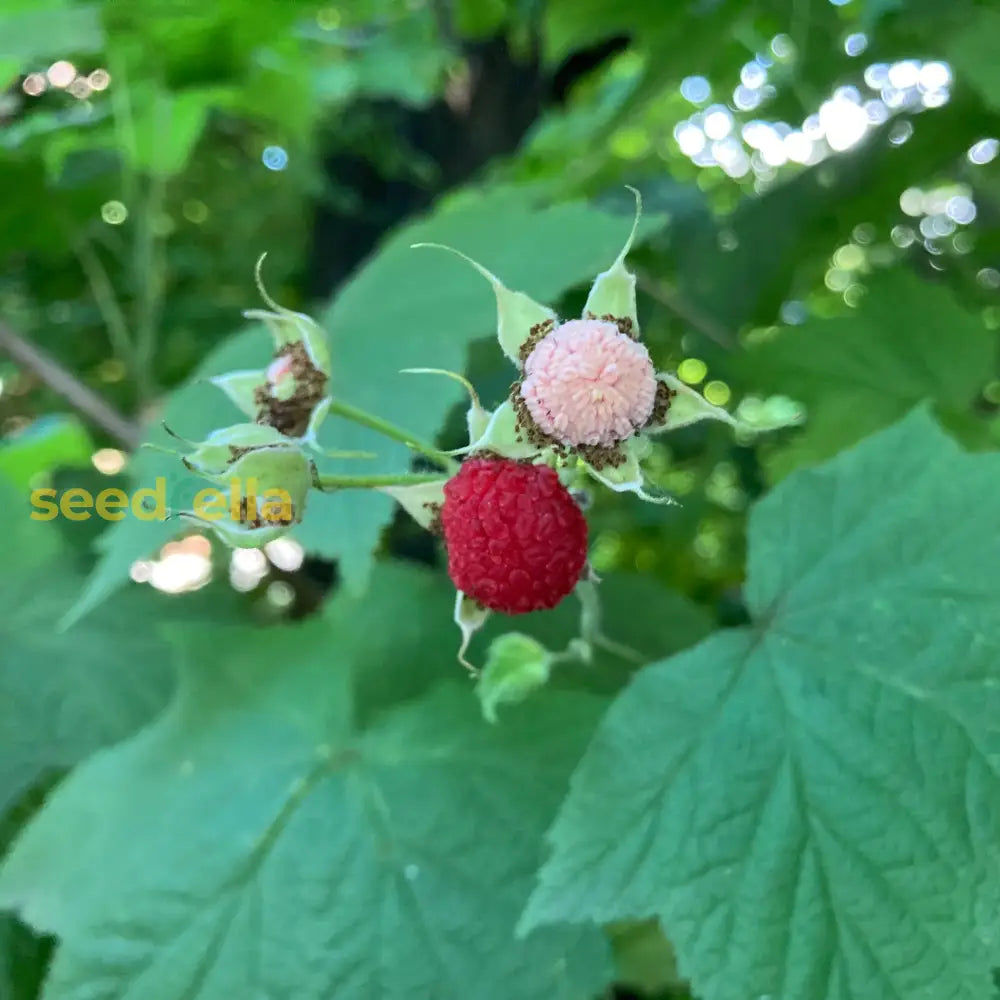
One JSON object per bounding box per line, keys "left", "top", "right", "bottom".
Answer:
{"left": 522, "top": 405, "right": 1000, "bottom": 1000}
{"left": 740, "top": 269, "right": 994, "bottom": 479}
{"left": 0, "top": 415, "right": 93, "bottom": 490}
{"left": 0, "top": 4, "right": 103, "bottom": 65}
{"left": 0, "top": 576, "right": 613, "bottom": 1000}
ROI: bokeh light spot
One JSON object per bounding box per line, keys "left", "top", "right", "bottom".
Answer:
{"left": 46, "top": 60, "right": 75, "bottom": 88}
{"left": 91, "top": 448, "right": 126, "bottom": 475}
{"left": 678, "top": 358, "right": 708, "bottom": 384}
{"left": 22, "top": 73, "right": 46, "bottom": 96}
{"left": 262, "top": 145, "right": 289, "bottom": 171}
{"left": 101, "top": 200, "right": 128, "bottom": 224}
{"left": 680, "top": 76, "right": 711, "bottom": 103}
{"left": 704, "top": 380, "right": 730, "bottom": 406}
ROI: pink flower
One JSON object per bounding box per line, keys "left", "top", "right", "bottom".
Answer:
{"left": 412, "top": 186, "right": 740, "bottom": 504}
{"left": 520, "top": 319, "right": 657, "bottom": 448}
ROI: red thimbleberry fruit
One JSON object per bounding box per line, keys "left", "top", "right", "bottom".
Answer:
{"left": 440, "top": 457, "right": 588, "bottom": 614}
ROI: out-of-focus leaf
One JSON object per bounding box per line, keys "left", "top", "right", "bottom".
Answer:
{"left": 947, "top": 8, "right": 1000, "bottom": 113}
{"left": 127, "top": 87, "right": 222, "bottom": 178}
{"left": 0, "top": 4, "right": 103, "bottom": 66}
{"left": 0, "top": 415, "right": 93, "bottom": 490}
{"left": 676, "top": 95, "right": 998, "bottom": 337}
{"left": 0, "top": 913, "right": 50, "bottom": 1000}
{"left": 739, "top": 268, "right": 995, "bottom": 478}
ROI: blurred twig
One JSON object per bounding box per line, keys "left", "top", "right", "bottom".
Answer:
{"left": 0, "top": 321, "right": 141, "bottom": 449}
{"left": 73, "top": 235, "right": 134, "bottom": 365}
{"left": 635, "top": 270, "right": 739, "bottom": 351}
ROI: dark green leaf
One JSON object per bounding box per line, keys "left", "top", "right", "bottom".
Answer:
{"left": 740, "top": 268, "right": 995, "bottom": 477}
{"left": 0, "top": 569, "right": 613, "bottom": 1000}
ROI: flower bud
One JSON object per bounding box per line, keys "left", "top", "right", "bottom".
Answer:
{"left": 174, "top": 423, "right": 315, "bottom": 548}
{"left": 177, "top": 423, "right": 293, "bottom": 478}
{"left": 209, "top": 256, "right": 333, "bottom": 446}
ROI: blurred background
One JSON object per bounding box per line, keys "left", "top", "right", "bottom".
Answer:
{"left": 0, "top": 0, "right": 997, "bottom": 996}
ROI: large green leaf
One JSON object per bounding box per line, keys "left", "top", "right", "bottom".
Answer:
{"left": 522, "top": 405, "right": 1000, "bottom": 1000}
{"left": 740, "top": 268, "right": 995, "bottom": 478}
{"left": 948, "top": 8, "right": 1000, "bottom": 113}
{"left": 66, "top": 184, "right": 667, "bottom": 625}
{"left": 0, "top": 3, "right": 103, "bottom": 66}
{"left": 0, "top": 569, "right": 613, "bottom": 1000}
{"left": 0, "top": 477, "right": 247, "bottom": 818}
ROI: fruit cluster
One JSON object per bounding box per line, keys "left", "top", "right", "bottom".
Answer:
{"left": 157, "top": 190, "right": 752, "bottom": 698}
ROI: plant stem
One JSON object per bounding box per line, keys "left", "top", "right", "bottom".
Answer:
{"left": 314, "top": 471, "right": 447, "bottom": 492}
{"left": 74, "top": 236, "right": 135, "bottom": 367}
{"left": 0, "top": 321, "right": 140, "bottom": 448}
{"left": 132, "top": 166, "right": 167, "bottom": 405}
{"left": 327, "top": 398, "right": 459, "bottom": 472}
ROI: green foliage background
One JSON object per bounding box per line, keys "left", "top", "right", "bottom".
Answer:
{"left": 1, "top": 1, "right": 999, "bottom": 998}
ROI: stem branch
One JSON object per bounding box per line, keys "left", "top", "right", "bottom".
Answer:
{"left": 0, "top": 321, "right": 141, "bottom": 449}
{"left": 314, "top": 471, "right": 447, "bottom": 491}
{"left": 327, "top": 398, "right": 459, "bottom": 472}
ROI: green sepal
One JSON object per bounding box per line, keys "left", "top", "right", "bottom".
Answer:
{"left": 243, "top": 306, "right": 331, "bottom": 376}
{"left": 469, "top": 400, "right": 547, "bottom": 461}
{"left": 399, "top": 368, "right": 491, "bottom": 447}
{"left": 476, "top": 632, "right": 553, "bottom": 724}
{"left": 179, "top": 423, "right": 292, "bottom": 477}
{"left": 197, "top": 444, "right": 313, "bottom": 500}
{"left": 245, "top": 255, "right": 332, "bottom": 376}
{"left": 377, "top": 478, "right": 448, "bottom": 531}
{"left": 177, "top": 443, "right": 313, "bottom": 550}
{"left": 583, "top": 437, "right": 676, "bottom": 506}
{"left": 647, "top": 373, "right": 738, "bottom": 433}
{"left": 454, "top": 591, "right": 490, "bottom": 672}
{"left": 582, "top": 186, "right": 642, "bottom": 329}
{"left": 207, "top": 369, "right": 266, "bottom": 419}
{"left": 411, "top": 243, "right": 558, "bottom": 365}
{"left": 301, "top": 396, "right": 333, "bottom": 448}
{"left": 176, "top": 511, "right": 294, "bottom": 548}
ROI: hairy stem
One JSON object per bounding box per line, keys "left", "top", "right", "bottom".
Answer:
{"left": 327, "top": 398, "right": 459, "bottom": 472}
{"left": 314, "top": 471, "right": 448, "bottom": 492}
